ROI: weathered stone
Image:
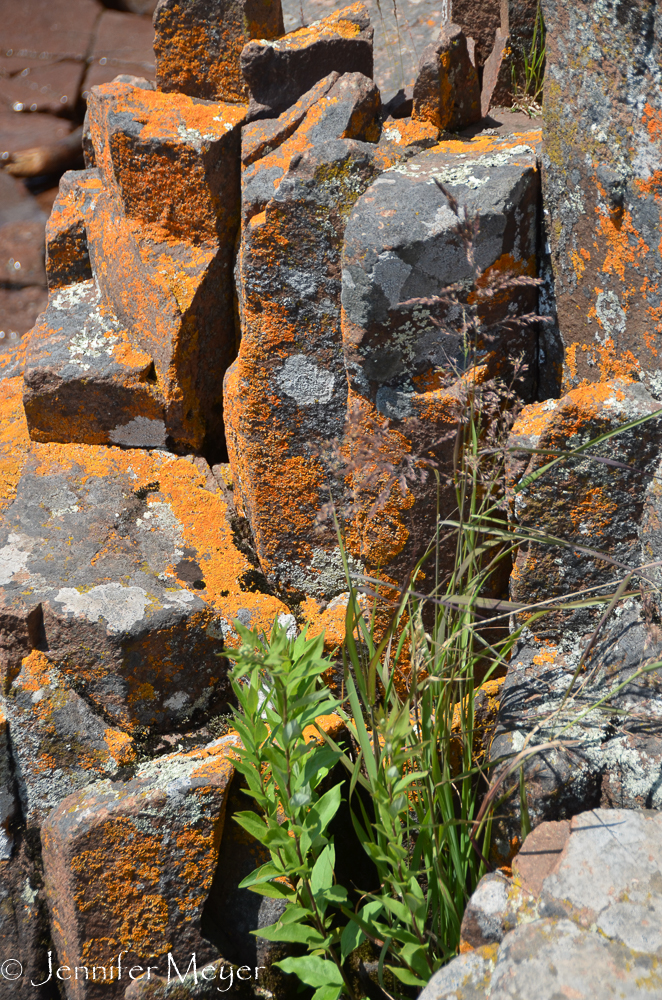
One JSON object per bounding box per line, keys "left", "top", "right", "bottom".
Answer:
{"left": 2, "top": 0, "right": 101, "bottom": 64}
{"left": 511, "top": 819, "right": 570, "bottom": 895}
{"left": 0, "top": 59, "right": 84, "bottom": 116}
{"left": 41, "top": 737, "right": 238, "bottom": 1000}
{"left": 241, "top": 71, "right": 382, "bottom": 221}
{"left": 541, "top": 0, "right": 662, "bottom": 392}
{"left": 240, "top": 3, "right": 373, "bottom": 120}
{"left": 340, "top": 130, "right": 541, "bottom": 584}
{"left": 44, "top": 169, "right": 102, "bottom": 289}
{"left": 422, "top": 808, "right": 662, "bottom": 998}
{"left": 449, "top": 0, "right": 500, "bottom": 67}
{"left": 154, "top": 0, "right": 283, "bottom": 105}
{"left": 240, "top": 71, "right": 339, "bottom": 166}
{"left": 227, "top": 138, "right": 391, "bottom": 599}
{"left": 5, "top": 651, "right": 136, "bottom": 829}
{"left": 25, "top": 81, "right": 245, "bottom": 452}
{"left": 412, "top": 24, "right": 481, "bottom": 133}
{"left": 380, "top": 116, "right": 439, "bottom": 148}
{"left": 0, "top": 406, "right": 290, "bottom": 734}
{"left": 480, "top": 29, "right": 512, "bottom": 117}
{"left": 0, "top": 704, "right": 17, "bottom": 860}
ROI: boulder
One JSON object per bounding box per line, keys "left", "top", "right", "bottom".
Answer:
{"left": 241, "top": 71, "right": 382, "bottom": 222}
{"left": 541, "top": 0, "right": 662, "bottom": 392}
{"left": 44, "top": 169, "right": 102, "bottom": 289}
{"left": 24, "top": 81, "right": 246, "bottom": 453}
{"left": 240, "top": 3, "right": 373, "bottom": 120}
{"left": 153, "top": 0, "right": 283, "bottom": 104}
{"left": 480, "top": 29, "right": 512, "bottom": 116}
{"left": 412, "top": 24, "right": 481, "bottom": 132}
{"left": 490, "top": 380, "right": 662, "bottom": 853}
{"left": 0, "top": 404, "right": 290, "bottom": 734}
{"left": 5, "top": 651, "right": 136, "bottom": 830}
{"left": 227, "top": 137, "right": 392, "bottom": 599}
{"left": 41, "top": 737, "right": 239, "bottom": 1000}
{"left": 421, "top": 809, "right": 662, "bottom": 999}
{"left": 82, "top": 10, "right": 156, "bottom": 94}
{"left": 449, "top": 0, "right": 501, "bottom": 67}
{"left": 340, "top": 129, "right": 541, "bottom": 584}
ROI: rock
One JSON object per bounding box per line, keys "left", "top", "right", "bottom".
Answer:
{"left": 2, "top": 0, "right": 101, "bottom": 64}
{"left": 5, "top": 650, "right": 136, "bottom": 830}
{"left": 240, "top": 3, "right": 373, "bottom": 120}
{"left": 0, "top": 705, "right": 17, "bottom": 860}
{"left": 241, "top": 71, "right": 382, "bottom": 221}
{"left": 380, "top": 116, "right": 439, "bottom": 148}
{"left": 44, "top": 169, "right": 101, "bottom": 289}
{"left": 0, "top": 416, "right": 290, "bottom": 733}
{"left": 26, "top": 81, "right": 245, "bottom": 452}
{"left": 0, "top": 171, "right": 47, "bottom": 229}
{"left": 153, "top": 0, "right": 283, "bottom": 105}
{"left": 412, "top": 24, "right": 481, "bottom": 132}
{"left": 480, "top": 29, "right": 512, "bottom": 116}
{"left": 82, "top": 10, "right": 156, "bottom": 94}
{"left": 41, "top": 736, "right": 239, "bottom": 999}
{"left": 340, "top": 130, "right": 541, "bottom": 584}
{"left": 511, "top": 819, "right": 570, "bottom": 895}
{"left": 541, "top": 0, "right": 662, "bottom": 392}
{"left": 0, "top": 113, "right": 79, "bottom": 173}
{"left": 226, "top": 138, "right": 390, "bottom": 599}
{"left": 449, "top": 0, "right": 501, "bottom": 67}
{"left": 0, "top": 287, "right": 48, "bottom": 342}
{"left": 422, "top": 808, "right": 662, "bottom": 998}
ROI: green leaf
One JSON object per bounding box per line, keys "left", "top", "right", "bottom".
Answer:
{"left": 311, "top": 987, "right": 343, "bottom": 1000}
{"left": 238, "top": 861, "right": 283, "bottom": 890}
{"left": 340, "top": 919, "right": 363, "bottom": 963}
{"left": 311, "top": 843, "right": 335, "bottom": 894}
{"left": 233, "top": 811, "right": 270, "bottom": 842}
{"left": 275, "top": 956, "right": 344, "bottom": 988}
{"left": 246, "top": 880, "right": 294, "bottom": 899}
{"left": 257, "top": 922, "right": 325, "bottom": 946}
{"left": 307, "top": 782, "right": 342, "bottom": 840}
{"left": 387, "top": 965, "right": 424, "bottom": 987}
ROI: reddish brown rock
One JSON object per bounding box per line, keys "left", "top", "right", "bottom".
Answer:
{"left": 4, "top": 651, "right": 136, "bottom": 830}
{"left": 481, "top": 29, "right": 512, "bottom": 116}
{"left": 82, "top": 10, "right": 156, "bottom": 94}
{"left": 26, "top": 81, "right": 245, "bottom": 452}
{"left": 0, "top": 59, "right": 85, "bottom": 115}
{"left": 44, "top": 169, "right": 102, "bottom": 288}
{"left": 241, "top": 3, "right": 373, "bottom": 120}
{"left": 2, "top": 0, "right": 102, "bottom": 64}
{"left": 0, "top": 220, "right": 46, "bottom": 289}
{"left": 154, "top": 0, "right": 284, "bottom": 105}
{"left": 449, "top": 0, "right": 501, "bottom": 67}
{"left": 0, "top": 112, "right": 77, "bottom": 168}
{"left": 512, "top": 820, "right": 570, "bottom": 896}
{"left": 412, "top": 24, "right": 481, "bottom": 132}
{"left": 41, "top": 736, "right": 239, "bottom": 999}
{"left": 0, "top": 287, "right": 48, "bottom": 342}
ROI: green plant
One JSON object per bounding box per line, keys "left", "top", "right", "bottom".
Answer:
{"left": 511, "top": 3, "right": 546, "bottom": 115}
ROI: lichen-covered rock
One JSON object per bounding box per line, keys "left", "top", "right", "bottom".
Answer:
{"left": 340, "top": 129, "right": 541, "bottom": 583}
{"left": 44, "top": 170, "right": 102, "bottom": 290}
{"left": 448, "top": 0, "right": 501, "bottom": 67}
{"left": 241, "top": 70, "right": 382, "bottom": 222}
{"left": 412, "top": 24, "right": 481, "bottom": 132}
{"left": 0, "top": 403, "right": 289, "bottom": 734}
{"left": 5, "top": 651, "right": 136, "bottom": 829}
{"left": 41, "top": 736, "right": 238, "bottom": 1000}
{"left": 541, "top": 0, "right": 662, "bottom": 392}
{"left": 153, "top": 0, "right": 284, "bottom": 104}
{"left": 490, "top": 380, "right": 662, "bottom": 851}
{"left": 226, "top": 137, "right": 393, "bottom": 599}
{"left": 480, "top": 29, "right": 512, "bottom": 117}
{"left": 422, "top": 808, "right": 662, "bottom": 999}
{"left": 25, "top": 81, "right": 246, "bottom": 453}
{"left": 240, "top": 3, "right": 373, "bottom": 120}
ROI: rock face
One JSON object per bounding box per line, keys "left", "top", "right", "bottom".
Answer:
{"left": 542, "top": 0, "right": 662, "bottom": 393}
{"left": 23, "top": 81, "right": 245, "bottom": 454}
{"left": 240, "top": 3, "right": 374, "bottom": 119}
{"left": 341, "top": 129, "right": 541, "bottom": 584}
{"left": 41, "top": 736, "right": 238, "bottom": 1000}
{"left": 420, "top": 809, "right": 662, "bottom": 999}
{"left": 489, "top": 379, "right": 662, "bottom": 855}
{"left": 412, "top": 24, "right": 481, "bottom": 132}
{"left": 153, "top": 0, "right": 283, "bottom": 104}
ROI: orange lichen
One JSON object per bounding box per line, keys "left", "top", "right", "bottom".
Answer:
{"left": 0, "top": 375, "right": 31, "bottom": 512}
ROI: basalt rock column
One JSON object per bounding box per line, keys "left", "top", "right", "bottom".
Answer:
{"left": 153, "top": 0, "right": 284, "bottom": 103}
{"left": 542, "top": 0, "right": 662, "bottom": 391}
{"left": 341, "top": 129, "right": 541, "bottom": 584}
{"left": 23, "top": 81, "right": 246, "bottom": 453}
